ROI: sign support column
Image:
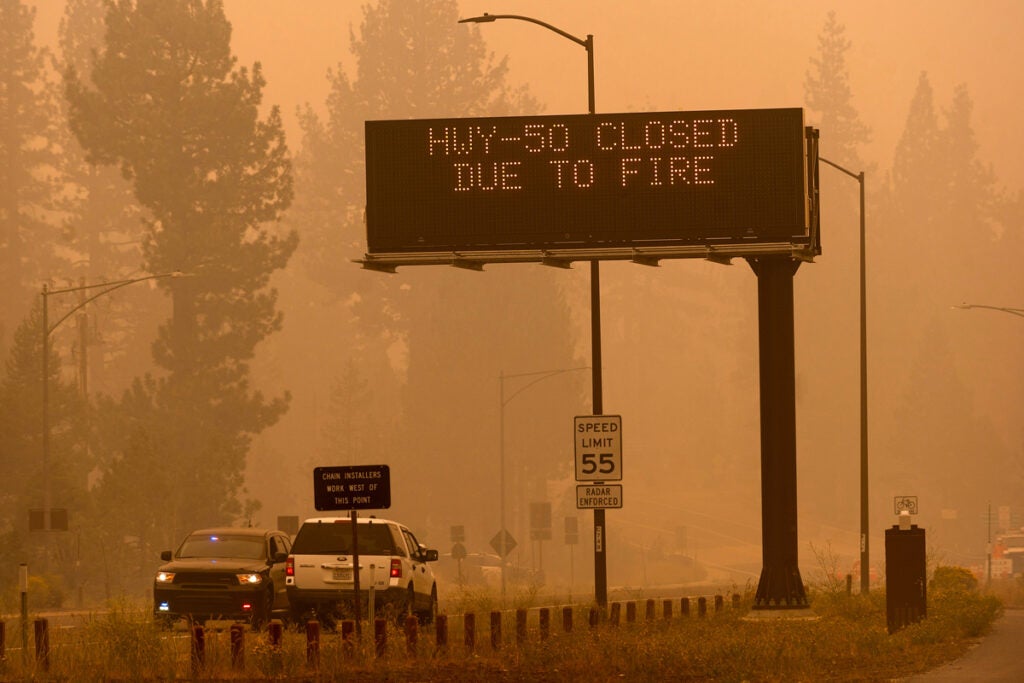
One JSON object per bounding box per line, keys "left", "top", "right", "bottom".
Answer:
{"left": 591, "top": 257, "right": 607, "bottom": 609}
{"left": 748, "top": 256, "right": 809, "bottom": 609}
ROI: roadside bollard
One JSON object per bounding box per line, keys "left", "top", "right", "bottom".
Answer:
{"left": 539, "top": 608, "right": 550, "bottom": 640}
{"left": 190, "top": 623, "right": 205, "bottom": 674}
{"left": 715, "top": 595, "right": 724, "bottom": 612}
{"left": 732, "top": 593, "right": 741, "bottom": 609}
{"left": 341, "top": 620, "right": 355, "bottom": 657}
{"left": 230, "top": 623, "right": 245, "bottom": 670}
{"left": 267, "top": 619, "right": 283, "bottom": 648}
{"left": 34, "top": 619, "right": 49, "bottom": 672}
{"left": 490, "top": 610, "right": 501, "bottom": 650}
{"left": 680, "top": 597, "right": 690, "bottom": 618}
{"left": 645, "top": 599, "right": 656, "bottom": 621}
{"left": 626, "top": 601, "right": 636, "bottom": 623}
{"left": 516, "top": 609, "right": 527, "bottom": 645}
{"left": 306, "top": 620, "right": 320, "bottom": 668}
{"left": 375, "top": 618, "right": 387, "bottom": 658}
{"left": 663, "top": 599, "right": 673, "bottom": 620}
{"left": 405, "top": 615, "right": 418, "bottom": 656}
{"left": 19, "top": 565, "right": 28, "bottom": 666}
{"left": 562, "top": 606, "right": 573, "bottom": 633}
{"left": 435, "top": 614, "right": 448, "bottom": 651}
{"left": 464, "top": 613, "right": 475, "bottom": 652}
{"left": 698, "top": 596, "right": 707, "bottom": 617}
{"left": 266, "top": 620, "right": 283, "bottom": 676}
{"left": 610, "top": 602, "right": 621, "bottom": 626}
{"left": 589, "top": 607, "right": 599, "bottom": 629}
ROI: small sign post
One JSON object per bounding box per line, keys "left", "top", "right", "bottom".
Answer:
{"left": 311, "top": 465, "right": 391, "bottom": 634}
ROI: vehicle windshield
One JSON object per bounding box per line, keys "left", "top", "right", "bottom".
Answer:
{"left": 177, "top": 534, "right": 266, "bottom": 560}
{"left": 292, "top": 522, "right": 396, "bottom": 555}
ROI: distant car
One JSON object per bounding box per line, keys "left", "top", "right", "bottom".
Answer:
{"left": 153, "top": 527, "right": 292, "bottom": 628}
{"left": 286, "top": 516, "right": 439, "bottom": 626}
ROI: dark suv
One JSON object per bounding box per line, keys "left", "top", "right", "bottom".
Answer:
{"left": 153, "top": 527, "right": 292, "bottom": 628}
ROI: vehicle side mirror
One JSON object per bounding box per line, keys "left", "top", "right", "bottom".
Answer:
{"left": 272, "top": 551, "right": 287, "bottom": 563}
{"left": 424, "top": 549, "right": 439, "bottom": 562}
{"left": 160, "top": 550, "right": 172, "bottom": 561}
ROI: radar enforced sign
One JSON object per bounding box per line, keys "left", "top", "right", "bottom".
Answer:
{"left": 576, "top": 484, "right": 623, "bottom": 509}
{"left": 313, "top": 465, "right": 391, "bottom": 511}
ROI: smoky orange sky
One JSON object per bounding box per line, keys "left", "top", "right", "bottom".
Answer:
{"left": 30, "top": 0, "right": 1024, "bottom": 187}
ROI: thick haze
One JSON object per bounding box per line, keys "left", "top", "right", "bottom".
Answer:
{"left": 29, "top": 0, "right": 1024, "bottom": 588}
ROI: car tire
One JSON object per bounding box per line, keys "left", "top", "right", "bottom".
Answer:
{"left": 155, "top": 614, "right": 176, "bottom": 630}
{"left": 395, "top": 584, "right": 415, "bottom": 625}
{"left": 252, "top": 586, "right": 274, "bottom": 631}
{"left": 416, "top": 585, "right": 438, "bottom": 625}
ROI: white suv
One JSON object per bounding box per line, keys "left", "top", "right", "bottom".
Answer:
{"left": 285, "top": 516, "right": 439, "bottom": 625}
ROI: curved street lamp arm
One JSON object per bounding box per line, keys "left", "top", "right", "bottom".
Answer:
{"left": 44, "top": 272, "right": 186, "bottom": 335}
{"left": 503, "top": 366, "right": 590, "bottom": 406}
{"left": 459, "top": 13, "right": 588, "bottom": 48}
{"left": 459, "top": 12, "right": 595, "bottom": 114}
{"left": 954, "top": 303, "right": 1024, "bottom": 318}
{"left": 819, "top": 156, "right": 863, "bottom": 182}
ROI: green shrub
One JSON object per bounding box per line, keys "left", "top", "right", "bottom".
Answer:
{"left": 28, "top": 573, "right": 65, "bottom": 609}
{"left": 930, "top": 565, "right": 978, "bottom": 596}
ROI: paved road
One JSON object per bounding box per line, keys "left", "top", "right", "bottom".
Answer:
{"left": 906, "top": 608, "right": 1024, "bottom": 682}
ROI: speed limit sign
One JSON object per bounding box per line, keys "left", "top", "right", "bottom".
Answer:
{"left": 574, "top": 415, "right": 622, "bottom": 482}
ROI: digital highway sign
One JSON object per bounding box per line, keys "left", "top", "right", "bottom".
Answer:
{"left": 364, "top": 108, "right": 811, "bottom": 256}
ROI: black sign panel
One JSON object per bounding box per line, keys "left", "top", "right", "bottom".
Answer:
{"left": 365, "top": 108, "right": 808, "bottom": 254}
{"left": 313, "top": 465, "right": 391, "bottom": 511}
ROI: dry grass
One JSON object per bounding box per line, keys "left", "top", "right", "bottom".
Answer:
{"left": 0, "top": 579, "right": 1004, "bottom": 682}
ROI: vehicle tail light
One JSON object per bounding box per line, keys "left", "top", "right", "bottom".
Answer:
{"left": 286, "top": 556, "right": 294, "bottom": 577}
{"left": 390, "top": 559, "right": 402, "bottom": 578}
{"left": 242, "top": 602, "right": 252, "bottom": 612}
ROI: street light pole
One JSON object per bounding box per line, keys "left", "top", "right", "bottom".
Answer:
{"left": 499, "top": 367, "right": 589, "bottom": 603}
{"left": 460, "top": 9, "right": 608, "bottom": 607}
{"left": 39, "top": 272, "right": 184, "bottom": 531}
{"left": 819, "top": 157, "right": 869, "bottom": 594}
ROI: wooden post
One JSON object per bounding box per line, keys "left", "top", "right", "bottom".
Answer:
{"left": 515, "top": 609, "right": 527, "bottom": 645}
{"left": 435, "top": 614, "right": 448, "bottom": 651}
{"left": 33, "top": 619, "right": 49, "bottom": 672}
{"left": 374, "top": 618, "right": 387, "bottom": 658}
{"left": 306, "top": 620, "right": 320, "bottom": 668}
{"left": 464, "top": 613, "right": 475, "bottom": 653}
{"left": 230, "top": 623, "right": 245, "bottom": 670}
{"left": 490, "top": 611, "right": 502, "bottom": 650}
{"left": 404, "top": 615, "right": 418, "bottom": 656}
{"left": 190, "top": 623, "right": 205, "bottom": 675}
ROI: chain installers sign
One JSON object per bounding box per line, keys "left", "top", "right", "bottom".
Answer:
{"left": 313, "top": 465, "right": 391, "bottom": 511}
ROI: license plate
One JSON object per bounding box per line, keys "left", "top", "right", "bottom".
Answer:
{"left": 332, "top": 568, "right": 353, "bottom": 581}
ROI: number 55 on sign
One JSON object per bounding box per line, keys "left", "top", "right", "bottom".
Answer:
{"left": 574, "top": 415, "right": 623, "bottom": 482}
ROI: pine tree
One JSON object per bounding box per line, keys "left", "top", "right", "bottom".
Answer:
{"left": 0, "top": 305, "right": 87, "bottom": 553}
{"left": 890, "top": 72, "right": 942, "bottom": 218}
{"left": 65, "top": 0, "right": 297, "bottom": 531}
{"left": 57, "top": 0, "right": 159, "bottom": 395}
{"left": 0, "top": 0, "right": 66, "bottom": 360}
{"left": 804, "top": 10, "right": 871, "bottom": 169}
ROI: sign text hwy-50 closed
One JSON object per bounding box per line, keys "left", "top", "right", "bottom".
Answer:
{"left": 574, "top": 415, "right": 622, "bottom": 482}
